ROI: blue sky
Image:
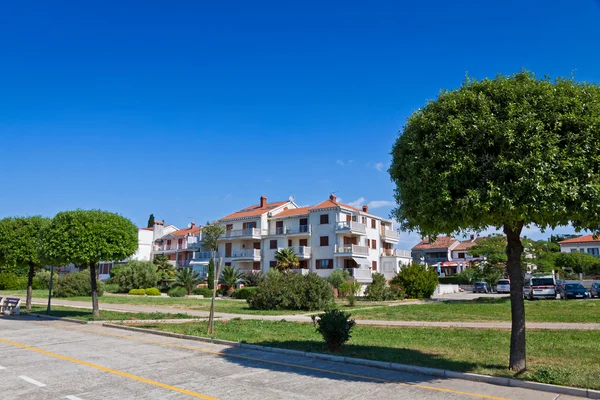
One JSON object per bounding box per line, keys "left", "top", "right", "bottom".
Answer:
{"left": 1, "top": 1, "right": 599, "bottom": 249}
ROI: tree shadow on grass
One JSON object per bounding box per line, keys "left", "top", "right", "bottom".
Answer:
{"left": 218, "top": 340, "right": 505, "bottom": 384}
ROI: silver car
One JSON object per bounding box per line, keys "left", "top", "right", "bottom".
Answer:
{"left": 529, "top": 276, "right": 557, "bottom": 300}
{"left": 496, "top": 279, "right": 510, "bottom": 294}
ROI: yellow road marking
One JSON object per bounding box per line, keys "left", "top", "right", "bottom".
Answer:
{"left": 33, "top": 321, "right": 508, "bottom": 400}
{"left": 0, "top": 337, "right": 217, "bottom": 400}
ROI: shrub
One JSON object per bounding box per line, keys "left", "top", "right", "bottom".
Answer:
{"left": 129, "top": 288, "right": 146, "bottom": 295}
{"left": 247, "top": 270, "right": 333, "bottom": 311}
{"left": 338, "top": 281, "right": 361, "bottom": 298}
{"left": 391, "top": 262, "right": 438, "bottom": 299}
{"left": 364, "top": 273, "right": 394, "bottom": 301}
{"left": 312, "top": 309, "right": 356, "bottom": 350}
{"left": 207, "top": 259, "right": 215, "bottom": 290}
{"left": 0, "top": 272, "right": 27, "bottom": 290}
{"left": 144, "top": 287, "right": 161, "bottom": 296}
{"left": 53, "top": 271, "right": 105, "bottom": 298}
{"left": 34, "top": 269, "right": 59, "bottom": 289}
{"left": 192, "top": 287, "right": 214, "bottom": 297}
{"left": 327, "top": 269, "right": 351, "bottom": 289}
{"left": 232, "top": 286, "right": 259, "bottom": 299}
{"left": 243, "top": 271, "right": 265, "bottom": 287}
{"left": 168, "top": 287, "right": 186, "bottom": 297}
{"left": 113, "top": 261, "right": 158, "bottom": 293}
{"left": 104, "top": 283, "right": 119, "bottom": 293}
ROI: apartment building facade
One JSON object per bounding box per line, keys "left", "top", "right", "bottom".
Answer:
{"left": 558, "top": 235, "right": 600, "bottom": 257}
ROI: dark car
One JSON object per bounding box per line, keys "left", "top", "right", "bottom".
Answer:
{"left": 473, "top": 281, "right": 490, "bottom": 293}
{"left": 557, "top": 283, "right": 589, "bottom": 300}
{"left": 590, "top": 282, "right": 600, "bottom": 298}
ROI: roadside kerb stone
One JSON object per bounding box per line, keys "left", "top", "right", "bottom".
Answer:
{"left": 29, "top": 313, "right": 89, "bottom": 325}
{"left": 100, "top": 322, "right": 597, "bottom": 398}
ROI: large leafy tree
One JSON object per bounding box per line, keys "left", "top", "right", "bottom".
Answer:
{"left": 390, "top": 71, "right": 600, "bottom": 372}
{"left": 273, "top": 247, "right": 300, "bottom": 272}
{"left": 0, "top": 216, "right": 51, "bottom": 310}
{"left": 44, "top": 210, "right": 138, "bottom": 317}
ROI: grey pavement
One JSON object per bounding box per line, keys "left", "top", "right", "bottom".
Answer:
{"left": 29, "top": 298, "right": 600, "bottom": 330}
{"left": 0, "top": 316, "right": 588, "bottom": 400}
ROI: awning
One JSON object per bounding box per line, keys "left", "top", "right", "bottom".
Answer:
{"left": 189, "top": 261, "right": 209, "bottom": 266}
{"left": 352, "top": 257, "right": 370, "bottom": 268}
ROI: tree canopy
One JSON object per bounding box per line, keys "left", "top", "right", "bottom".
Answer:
{"left": 389, "top": 70, "right": 600, "bottom": 372}
{"left": 147, "top": 214, "right": 155, "bottom": 228}
{"left": 202, "top": 221, "right": 225, "bottom": 252}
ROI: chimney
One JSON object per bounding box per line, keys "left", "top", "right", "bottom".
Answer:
{"left": 260, "top": 196, "right": 267, "bottom": 208}
{"left": 362, "top": 205, "right": 368, "bottom": 212}
{"left": 329, "top": 194, "right": 337, "bottom": 203}
{"left": 190, "top": 222, "right": 195, "bottom": 229}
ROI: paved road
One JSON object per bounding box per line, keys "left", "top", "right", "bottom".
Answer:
{"left": 29, "top": 299, "right": 600, "bottom": 330}
{"left": 0, "top": 316, "right": 585, "bottom": 400}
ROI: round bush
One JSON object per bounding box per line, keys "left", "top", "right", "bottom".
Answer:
{"left": 391, "top": 262, "right": 438, "bottom": 299}
{"left": 232, "top": 286, "right": 259, "bottom": 299}
{"left": 192, "top": 287, "right": 213, "bottom": 297}
{"left": 129, "top": 288, "right": 146, "bottom": 295}
{"left": 53, "top": 271, "right": 105, "bottom": 298}
{"left": 144, "top": 287, "right": 161, "bottom": 296}
{"left": 168, "top": 287, "right": 186, "bottom": 297}
{"left": 313, "top": 309, "right": 356, "bottom": 350}
{"left": 113, "top": 261, "right": 158, "bottom": 293}
{"left": 0, "top": 272, "right": 27, "bottom": 290}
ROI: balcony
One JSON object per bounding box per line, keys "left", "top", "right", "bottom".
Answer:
{"left": 274, "top": 246, "right": 311, "bottom": 259}
{"left": 192, "top": 251, "right": 219, "bottom": 261}
{"left": 268, "top": 225, "right": 311, "bottom": 236}
{"left": 344, "top": 268, "right": 372, "bottom": 282}
{"left": 381, "top": 229, "right": 399, "bottom": 243}
{"left": 336, "top": 221, "right": 366, "bottom": 235}
{"left": 424, "top": 257, "right": 448, "bottom": 264}
{"left": 156, "top": 244, "right": 192, "bottom": 252}
{"left": 381, "top": 249, "right": 411, "bottom": 258}
{"left": 230, "top": 249, "right": 261, "bottom": 261}
{"left": 334, "top": 244, "right": 369, "bottom": 256}
{"left": 221, "top": 228, "right": 263, "bottom": 240}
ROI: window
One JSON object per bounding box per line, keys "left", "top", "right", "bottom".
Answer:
{"left": 288, "top": 239, "right": 292, "bottom": 247}
{"left": 316, "top": 259, "right": 333, "bottom": 269}
{"left": 225, "top": 262, "right": 231, "bottom": 267}
{"left": 372, "top": 261, "right": 377, "bottom": 271}
{"left": 270, "top": 261, "right": 277, "bottom": 269}
{"left": 580, "top": 249, "right": 585, "bottom": 253}
{"left": 320, "top": 236, "right": 329, "bottom": 246}
{"left": 243, "top": 221, "right": 257, "bottom": 229}
{"left": 253, "top": 242, "right": 261, "bottom": 249}
{"left": 361, "top": 216, "right": 366, "bottom": 224}
{"left": 588, "top": 248, "right": 599, "bottom": 256}
{"left": 320, "top": 214, "right": 329, "bottom": 224}
{"left": 270, "top": 240, "right": 278, "bottom": 249}
{"left": 570, "top": 249, "right": 577, "bottom": 253}
{"left": 299, "top": 238, "right": 308, "bottom": 247}
{"left": 458, "top": 252, "right": 465, "bottom": 259}
{"left": 226, "top": 224, "right": 233, "bottom": 230}
{"left": 367, "top": 239, "right": 371, "bottom": 247}
{"left": 371, "top": 240, "right": 377, "bottom": 249}
{"left": 253, "top": 262, "right": 261, "bottom": 270}
{"left": 344, "top": 259, "right": 358, "bottom": 268}
{"left": 371, "top": 219, "right": 376, "bottom": 229}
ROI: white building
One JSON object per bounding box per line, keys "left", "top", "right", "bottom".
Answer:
{"left": 558, "top": 235, "right": 600, "bottom": 257}
{"left": 207, "top": 195, "right": 411, "bottom": 286}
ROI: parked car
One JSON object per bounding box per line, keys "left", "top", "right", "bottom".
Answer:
{"left": 473, "top": 281, "right": 490, "bottom": 293}
{"left": 496, "top": 279, "right": 510, "bottom": 294}
{"left": 523, "top": 281, "right": 531, "bottom": 298}
{"left": 528, "top": 275, "right": 557, "bottom": 300}
{"left": 558, "top": 282, "right": 589, "bottom": 300}
{"left": 591, "top": 282, "right": 600, "bottom": 298}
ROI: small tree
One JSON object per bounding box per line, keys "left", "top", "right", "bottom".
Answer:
{"left": 312, "top": 309, "right": 356, "bottom": 350}
{"left": 153, "top": 254, "right": 175, "bottom": 289}
{"left": 207, "top": 258, "right": 215, "bottom": 290}
{"left": 219, "top": 265, "right": 246, "bottom": 296}
{"left": 202, "top": 221, "right": 225, "bottom": 289}
{"left": 273, "top": 247, "right": 300, "bottom": 272}
{"left": 0, "top": 216, "right": 51, "bottom": 310}
{"left": 174, "top": 268, "right": 202, "bottom": 295}
{"left": 390, "top": 71, "right": 600, "bottom": 371}
{"left": 391, "top": 263, "right": 438, "bottom": 299}
{"left": 44, "top": 210, "right": 138, "bottom": 318}
{"left": 327, "top": 268, "right": 351, "bottom": 290}
{"left": 113, "top": 260, "right": 158, "bottom": 292}
{"left": 147, "top": 214, "right": 155, "bottom": 228}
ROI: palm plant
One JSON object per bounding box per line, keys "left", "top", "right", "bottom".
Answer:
{"left": 219, "top": 266, "right": 246, "bottom": 296}
{"left": 274, "top": 247, "right": 300, "bottom": 272}
{"left": 174, "top": 267, "right": 202, "bottom": 295}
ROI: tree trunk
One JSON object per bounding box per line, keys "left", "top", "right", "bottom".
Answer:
{"left": 504, "top": 222, "right": 526, "bottom": 372}
{"left": 26, "top": 263, "right": 35, "bottom": 311}
{"left": 89, "top": 262, "right": 100, "bottom": 319}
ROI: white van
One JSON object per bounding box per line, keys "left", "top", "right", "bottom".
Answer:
{"left": 496, "top": 279, "right": 510, "bottom": 294}
{"left": 528, "top": 275, "right": 557, "bottom": 300}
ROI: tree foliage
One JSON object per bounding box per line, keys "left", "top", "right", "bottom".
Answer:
{"left": 391, "top": 263, "right": 438, "bottom": 299}
{"left": 389, "top": 71, "right": 600, "bottom": 372}
{"left": 219, "top": 265, "right": 246, "bottom": 296}
{"left": 174, "top": 267, "right": 203, "bottom": 295}
{"left": 202, "top": 222, "right": 225, "bottom": 252}
{"left": 326, "top": 268, "right": 351, "bottom": 289}
{"left": 113, "top": 260, "right": 158, "bottom": 292}
{"left": 147, "top": 214, "right": 155, "bottom": 228}
{"left": 153, "top": 254, "right": 175, "bottom": 288}
{"left": 43, "top": 210, "right": 138, "bottom": 317}
{"left": 207, "top": 258, "right": 215, "bottom": 290}
{"left": 273, "top": 247, "right": 300, "bottom": 271}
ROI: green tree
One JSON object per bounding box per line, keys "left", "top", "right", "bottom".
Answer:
{"left": 219, "top": 265, "right": 246, "bottom": 296}
{"left": 153, "top": 254, "right": 175, "bottom": 288}
{"left": 389, "top": 71, "right": 600, "bottom": 372}
{"left": 174, "top": 267, "right": 202, "bottom": 295}
{"left": 113, "top": 260, "right": 158, "bottom": 292}
{"left": 327, "top": 268, "right": 351, "bottom": 289}
{"left": 0, "top": 216, "right": 51, "bottom": 310}
{"left": 469, "top": 235, "right": 508, "bottom": 286}
{"left": 43, "top": 210, "right": 138, "bottom": 318}
{"left": 207, "top": 258, "right": 215, "bottom": 290}
{"left": 147, "top": 214, "right": 155, "bottom": 228}
{"left": 391, "top": 263, "right": 438, "bottom": 299}
{"left": 273, "top": 247, "right": 300, "bottom": 272}
{"left": 554, "top": 251, "right": 599, "bottom": 274}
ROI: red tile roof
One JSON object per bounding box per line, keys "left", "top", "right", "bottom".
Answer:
{"left": 311, "top": 199, "right": 363, "bottom": 213}
{"left": 558, "top": 235, "right": 600, "bottom": 244}
{"left": 171, "top": 227, "right": 201, "bottom": 236}
{"left": 413, "top": 236, "right": 458, "bottom": 250}
{"left": 454, "top": 237, "right": 488, "bottom": 251}
{"left": 274, "top": 207, "right": 311, "bottom": 218}
{"left": 221, "top": 201, "right": 288, "bottom": 220}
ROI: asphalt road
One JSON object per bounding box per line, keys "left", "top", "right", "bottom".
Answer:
{"left": 0, "top": 317, "right": 586, "bottom": 400}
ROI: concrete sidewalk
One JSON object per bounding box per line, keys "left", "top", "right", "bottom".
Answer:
{"left": 30, "top": 298, "right": 600, "bottom": 330}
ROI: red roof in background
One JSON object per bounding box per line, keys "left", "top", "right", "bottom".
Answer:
{"left": 221, "top": 201, "right": 288, "bottom": 220}
{"left": 413, "top": 236, "right": 458, "bottom": 250}
{"left": 558, "top": 235, "right": 600, "bottom": 244}
{"left": 171, "top": 227, "right": 201, "bottom": 236}
{"left": 311, "top": 199, "right": 363, "bottom": 213}
{"left": 274, "top": 207, "right": 311, "bottom": 218}
{"left": 454, "top": 237, "right": 488, "bottom": 251}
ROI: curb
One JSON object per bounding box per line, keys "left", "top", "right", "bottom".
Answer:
{"left": 101, "top": 323, "right": 599, "bottom": 399}
{"left": 28, "top": 313, "right": 89, "bottom": 325}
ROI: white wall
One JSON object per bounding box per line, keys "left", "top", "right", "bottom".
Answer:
{"left": 132, "top": 229, "right": 153, "bottom": 261}
{"left": 559, "top": 242, "right": 600, "bottom": 255}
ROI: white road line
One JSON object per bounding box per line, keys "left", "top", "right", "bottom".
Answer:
{"left": 66, "top": 396, "right": 84, "bottom": 400}
{"left": 0, "top": 366, "right": 6, "bottom": 370}
{"left": 18, "top": 375, "right": 46, "bottom": 387}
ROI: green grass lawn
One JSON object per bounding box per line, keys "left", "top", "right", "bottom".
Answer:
{"left": 25, "top": 305, "right": 195, "bottom": 321}
{"left": 134, "top": 319, "right": 600, "bottom": 390}
{"left": 349, "top": 297, "right": 600, "bottom": 323}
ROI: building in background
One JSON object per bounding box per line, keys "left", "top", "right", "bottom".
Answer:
{"left": 558, "top": 235, "right": 600, "bottom": 257}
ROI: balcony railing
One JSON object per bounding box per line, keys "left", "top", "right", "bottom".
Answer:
{"left": 334, "top": 244, "right": 369, "bottom": 256}
{"left": 268, "top": 225, "right": 311, "bottom": 236}
{"left": 424, "top": 257, "right": 448, "bottom": 264}
{"left": 381, "top": 229, "right": 399, "bottom": 241}
{"left": 381, "top": 249, "right": 411, "bottom": 258}
{"left": 156, "top": 244, "right": 190, "bottom": 251}
{"left": 336, "top": 221, "right": 366, "bottom": 234}
{"left": 193, "top": 251, "right": 219, "bottom": 261}
{"left": 344, "top": 268, "right": 372, "bottom": 280}
{"left": 222, "top": 228, "right": 263, "bottom": 239}
{"left": 231, "top": 249, "right": 261, "bottom": 259}
{"left": 275, "top": 246, "right": 311, "bottom": 259}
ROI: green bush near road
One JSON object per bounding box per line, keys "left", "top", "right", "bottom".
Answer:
{"left": 364, "top": 273, "right": 397, "bottom": 301}
{"left": 232, "top": 287, "right": 259, "bottom": 299}
{"left": 0, "top": 272, "right": 27, "bottom": 290}
{"left": 168, "top": 287, "right": 186, "bottom": 297}
{"left": 113, "top": 261, "right": 158, "bottom": 293}
{"left": 34, "top": 269, "right": 59, "bottom": 289}
{"left": 129, "top": 288, "right": 146, "bottom": 295}
{"left": 192, "top": 287, "right": 213, "bottom": 297}
{"left": 144, "top": 287, "right": 161, "bottom": 296}
{"left": 312, "top": 309, "right": 356, "bottom": 350}
{"left": 54, "top": 271, "right": 104, "bottom": 298}
{"left": 391, "top": 263, "right": 438, "bottom": 299}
